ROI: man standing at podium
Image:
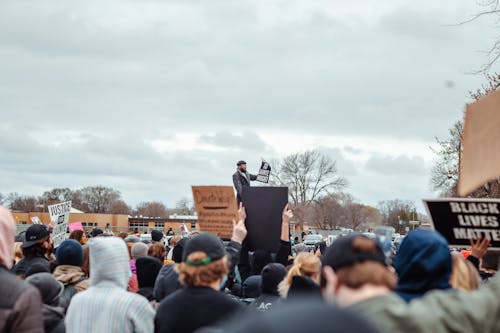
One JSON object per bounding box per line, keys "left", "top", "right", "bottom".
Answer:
{"left": 233, "top": 160, "right": 257, "bottom": 205}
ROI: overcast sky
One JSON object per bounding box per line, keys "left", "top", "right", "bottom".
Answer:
{"left": 1, "top": 0, "right": 498, "bottom": 212}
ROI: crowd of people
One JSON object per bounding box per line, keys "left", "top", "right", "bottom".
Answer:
{"left": 0, "top": 203, "right": 499, "bottom": 333}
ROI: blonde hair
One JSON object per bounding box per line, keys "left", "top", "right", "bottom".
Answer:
{"left": 177, "top": 251, "right": 228, "bottom": 287}
{"left": 450, "top": 253, "right": 481, "bottom": 292}
{"left": 278, "top": 252, "right": 321, "bottom": 298}
{"left": 13, "top": 242, "right": 23, "bottom": 264}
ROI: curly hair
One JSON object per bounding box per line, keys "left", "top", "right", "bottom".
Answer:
{"left": 177, "top": 251, "right": 228, "bottom": 287}
{"left": 148, "top": 243, "right": 166, "bottom": 262}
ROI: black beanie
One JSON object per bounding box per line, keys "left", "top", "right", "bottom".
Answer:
{"left": 172, "top": 238, "right": 188, "bottom": 264}
{"left": 261, "top": 263, "right": 287, "bottom": 295}
{"left": 151, "top": 230, "right": 164, "bottom": 242}
{"left": 136, "top": 257, "right": 163, "bottom": 288}
{"left": 56, "top": 239, "right": 84, "bottom": 267}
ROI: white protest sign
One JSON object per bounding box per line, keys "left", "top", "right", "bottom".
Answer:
{"left": 31, "top": 216, "right": 42, "bottom": 225}
{"left": 256, "top": 161, "right": 271, "bottom": 183}
{"left": 48, "top": 201, "right": 72, "bottom": 248}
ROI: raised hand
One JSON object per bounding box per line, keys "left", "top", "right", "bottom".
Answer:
{"left": 231, "top": 218, "right": 247, "bottom": 244}
{"left": 470, "top": 237, "right": 490, "bottom": 259}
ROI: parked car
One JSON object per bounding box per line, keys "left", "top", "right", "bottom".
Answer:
{"left": 326, "top": 235, "right": 337, "bottom": 247}
{"left": 304, "top": 234, "right": 323, "bottom": 246}
{"left": 140, "top": 233, "right": 152, "bottom": 243}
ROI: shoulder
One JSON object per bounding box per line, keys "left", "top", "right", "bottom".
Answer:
{"left": 0, "top": 268, "right": 35, "bottom": 300}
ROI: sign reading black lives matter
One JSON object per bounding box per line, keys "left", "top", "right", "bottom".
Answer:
{"left": 424, "top": 198, "right": 500, "bottom": 249}
{"left": 256, "top": 161, "right": 271, "bottom": 183}
{"left": 49, "top": 201, "right": 72, "bottom": 248}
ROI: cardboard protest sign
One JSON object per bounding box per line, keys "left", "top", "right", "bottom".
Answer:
{"left": 424, "top": 198, "right": 500, "bottom": 249}
{"left": 256, "top": 161, "right": 271, "bottom": 183}
{"left": 30, "top": 216, "right": 42, "bottom": 225}
{"left": 48, "top": 201, "right": 72, "bottom": 248}
{"left": 192, "top": 186, "right": 238, "bottom": 239}
{"left": 69, "top": 222, "right": 84, "bottom": 233}
{"left": 241, "top": 186, "right": 288, "bottom": 252}
{"left": 458, "top": 90, "right": 500, "bottom": 196}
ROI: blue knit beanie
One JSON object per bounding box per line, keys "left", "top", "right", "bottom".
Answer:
{"left": 56, "top": 239, "right": 84, "bottom": 266}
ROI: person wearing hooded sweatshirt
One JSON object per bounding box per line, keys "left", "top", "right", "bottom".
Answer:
{"left": 53, "top": 239, "right": 89, "bottom": 311}
{"left": 26, "top": 273, "right": 65, "bottom": 333}
{"left": 250, "top": 263, "right": 287, "bottom": 312}
{"left": 0, "top": 206, "right": 44, "bottom": 333}
{"left": 394, "top": 229, "right": 452, "bottom": 302}
{"left": 65, "top": 237, "right": 154, "bottom": 333}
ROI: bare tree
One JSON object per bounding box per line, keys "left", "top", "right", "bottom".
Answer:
{"left": 110, "top": 200, "right": 132, "bottom": 215}
{"left": 38, "top": 188, "right": 73, "bottom": 211}
{"left": 430, "top": 121, "right": 463, "bottom": 197}
{"left": 271, "top": 150, "right": 347, "bottom": 226}
{"left": 310, "top": 194, "right": 346, "bottom": 230}
{"left": 377, "top": 199, "right": 417, "bottom": 233}
{"left": 135, "top": 201, "right": 169, "bottom": 218}
{"left": 72, "top": 186, "right": 122, "bottom": 213}
{"left": 454, "top": 1, "right": 500, "bottom": 72}
{"left": 0, "top": 193, "right": 4, "bottom": 205}
{"left": 7, "top": 193, "right": 40, "bottom": 212}
{"left": 173, "top": 198, "right": 195, "bottom": 215}
{"left": 431, "top": 73, "right": 500, "bottom": 197}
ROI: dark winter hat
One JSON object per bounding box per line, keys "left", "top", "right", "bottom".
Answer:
{"left": 172, "top": 238, "right": 188, "bottom": 263}
{"left": 26, "top": 272, "right": 64, "bottom": 306}
{"left": 322, "top": 234, "right": 388, "bottom": 271}
{"left": 22, "top": 224, "right": 50, "bottom": 249}
{"left": 136, "top": 257, "right": 163, "bottom": 288}
{"left": 237, "top": 160, "right": 247, "bottom": 166}
{"left": 151, "top": 230, "right": 164, "bottom": 242}
{"left": 243, "top": 275, "right": 261, "bottom": 298}
{"left": 182, "top": 233, "right": 225, "bottom": 265}
{"left": 56, "top": 239, "right": 84, "bottom": 266}
{"left": 261, "top": 263, "right": 287, "bottom": 295}
{"left": 91, "top": 228, "right": 103, "bottom": 238}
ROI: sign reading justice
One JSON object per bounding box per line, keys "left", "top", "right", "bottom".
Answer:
{"left": 192, "top": 186, "right": 238, "bottom": 239}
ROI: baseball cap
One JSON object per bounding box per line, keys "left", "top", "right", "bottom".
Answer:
{"left": 322, "top": 234, "right": 388, "bottom": 271}
{"left": 182, "top": 233, "right": 226, "bottom": 266}
{"left": 237, "top": 160, "right": 247, "bottom": 166}
{"left": 91, "top": 228, "right": 103, "bottom": 238}
{"left": 22, "top": 224, "right": 50, "bottom": 249}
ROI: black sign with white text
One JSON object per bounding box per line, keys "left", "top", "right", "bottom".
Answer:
{"left": 424, "top": 198, "right": 500, "bottom": 249}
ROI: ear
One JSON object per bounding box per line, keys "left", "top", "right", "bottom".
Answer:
{"left": 321, "top": 266, "right": 339, "bottom": 302}
{"left": 322, "top": 266, "right": 338, "bottom": 287}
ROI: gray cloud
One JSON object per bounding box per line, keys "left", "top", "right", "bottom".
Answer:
{"left": 365, "top": 154, "right": 427, "bottom": 175}
{"left": 0, "top": 0, "right": 495, "bottom": 208}
{"left": 199, "top": 131, "right": 268, "bottom": 151}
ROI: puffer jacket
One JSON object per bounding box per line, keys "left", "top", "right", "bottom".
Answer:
{"left": 0, "top": 265, "right": 44, "bottom": 333}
